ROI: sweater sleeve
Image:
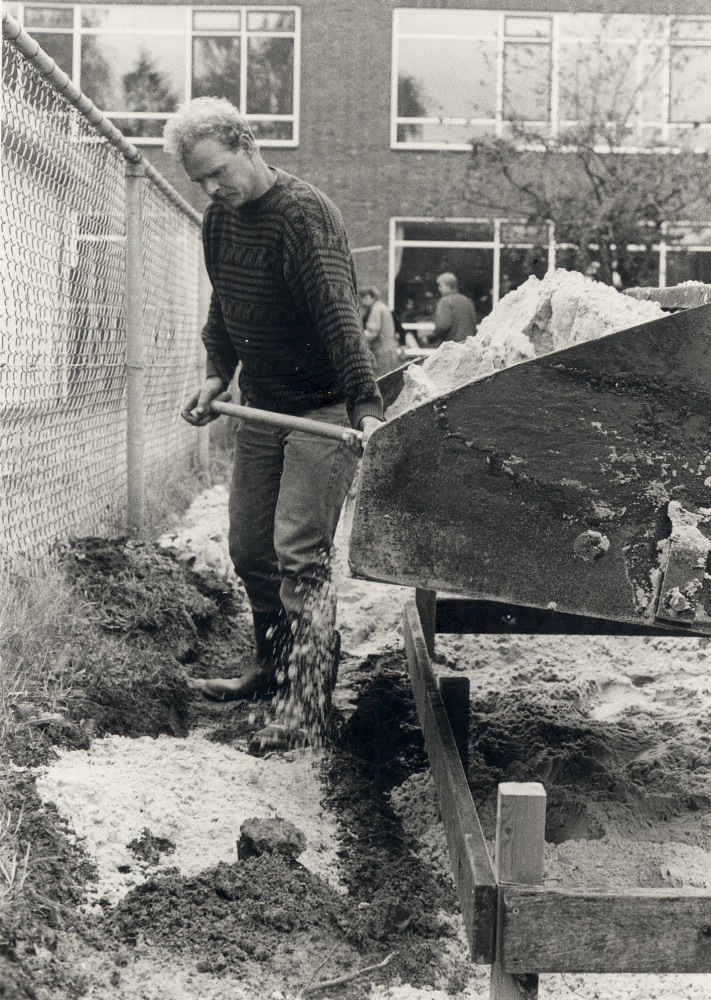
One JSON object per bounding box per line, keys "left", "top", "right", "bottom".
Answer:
{"left": 282, "top": 205, "right": 383, "bottom": 428}
{"left": 200, "top": 208, "right": 240, "bottom": 386}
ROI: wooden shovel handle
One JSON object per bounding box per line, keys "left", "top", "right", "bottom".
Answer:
{"left": 209, "top": 399, "right": 364, "bottom": 447}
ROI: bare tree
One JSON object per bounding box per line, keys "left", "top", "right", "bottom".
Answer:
{"left": 465, "top": 20, "right": 711, "bottom": 287}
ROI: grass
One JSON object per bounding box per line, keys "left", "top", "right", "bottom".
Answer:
{"left": 0, "top": 559, "right": 87, "bottom": 741}
{"left": 0, "top": 425, "right": 234, "bottom": 742}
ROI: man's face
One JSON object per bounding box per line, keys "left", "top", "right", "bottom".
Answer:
{"left": 184, "top": 136, "right": 260, "bottom": 209}
{"left": 437, "top": 278, "right": 449, "bottom": 296}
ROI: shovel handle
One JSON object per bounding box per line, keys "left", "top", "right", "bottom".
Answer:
{"left": 208, "top": 399, "right": 364, "bottom": 447}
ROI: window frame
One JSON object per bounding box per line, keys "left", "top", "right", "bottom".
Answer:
{"left": 388, "top": 216, "right": 711, "bottom": 322}
{"left": 391, "top": 9, "right": 711, "bottom": 152}
{"left": 9, "top": 3, "right": 301, "bottom": 147}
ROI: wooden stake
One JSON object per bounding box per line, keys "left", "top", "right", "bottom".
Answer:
{"left": 439, "top": 676, "right": 469, "bottom": 772}
{"left": 415, "top": 587, "right": 437, "bottom": 658}
{"left": 490, "top": 782, "right": 546, "bottom": 999}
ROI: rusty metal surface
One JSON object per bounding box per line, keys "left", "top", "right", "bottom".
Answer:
{"left": 351, "top": 304, "right": 711, "bottom": 634}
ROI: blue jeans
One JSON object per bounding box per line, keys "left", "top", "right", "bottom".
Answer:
{"left": 227, "top": 401, "right": 360, "bottom": 617}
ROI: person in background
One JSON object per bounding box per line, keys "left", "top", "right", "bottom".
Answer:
{"left": 164, "top": 97, "right": 383, "bottom": 703}
{"left": 429, "top": 272, "right": 478, "bottom": 348}
{"left": 358, "top": 286, "right": 400, "bottom": 377}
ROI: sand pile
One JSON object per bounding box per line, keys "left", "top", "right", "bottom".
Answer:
{"left": 36, "top": 735, "right": 344, "bottom": 910}
{"left": 386, "top": 269, "right": 665, "bottom": 418}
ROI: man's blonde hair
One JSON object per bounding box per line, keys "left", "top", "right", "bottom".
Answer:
{"left": 163, "top": 97, "right": 256, "bottom": 161}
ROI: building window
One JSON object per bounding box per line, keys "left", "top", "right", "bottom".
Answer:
{"left": 389, "top": 218, "right": 711, "bottom": 329}
{"left": 9, "top": 4, "right": 300, "bottom": 145}
{"left": 392, "top": 10, "right": 711, "bottom": 150}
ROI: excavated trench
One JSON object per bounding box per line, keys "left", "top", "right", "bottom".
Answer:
{"left": 2, "top": 517, "right": 710, "bottom": 998}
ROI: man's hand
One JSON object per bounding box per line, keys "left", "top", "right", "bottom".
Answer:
{"left": 358, "top": 416, "right": 384, "bottom": 448}
{"left": 181, "top": 377, "right": 230, "bottom": 426}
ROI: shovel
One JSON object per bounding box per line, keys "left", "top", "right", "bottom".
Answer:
{"left": 208, "top": 399, "right": 365, "bottom": 450}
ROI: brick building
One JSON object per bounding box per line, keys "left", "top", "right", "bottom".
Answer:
{"left": 9, "top": 0, "right": 711, "bottom": 329}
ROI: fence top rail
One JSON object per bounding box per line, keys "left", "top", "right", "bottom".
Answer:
{"left": 2, "top": 5, "right": 202, "bottom": 228}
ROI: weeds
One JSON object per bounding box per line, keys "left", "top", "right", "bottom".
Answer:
{"left": 0, "top": 806, "right": 30, "bottom": 905}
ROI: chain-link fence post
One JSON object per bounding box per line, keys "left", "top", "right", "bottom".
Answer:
{"left": 125, "top": 161, "right": 146, "bottom": 539}
{"left": 196, "top": 256, "right": 212, "bottom": 477}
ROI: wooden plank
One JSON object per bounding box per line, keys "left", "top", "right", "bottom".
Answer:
{"left": 501, "top": 887, "right": 711, "bottom": 973}
{"left": 439, "top": 676, "right": 469, "bottom": 772}
{"left": 415, "top": 587, "right": 437, "bottom": 657}
{"left": 490, "top": 784, "right": 546, "bottom": 999}
{"left": 403, "top": 600, "right": 497, "bottom": 964}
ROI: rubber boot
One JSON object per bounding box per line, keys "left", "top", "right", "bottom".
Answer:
{"left": 199, "top": 608, "right": 291, "bottom": 702}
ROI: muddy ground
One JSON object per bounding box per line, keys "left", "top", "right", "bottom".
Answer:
{"left": 1, "top": 492, "right": 710, "bottom": 999}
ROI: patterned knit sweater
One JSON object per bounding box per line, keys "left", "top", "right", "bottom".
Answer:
{"left": 201, "top": 168, "right": 383, "bottom": 428}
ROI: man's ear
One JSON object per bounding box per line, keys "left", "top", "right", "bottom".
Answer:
{"left": 240, "top": 133, "right": 255, "bottom": 156}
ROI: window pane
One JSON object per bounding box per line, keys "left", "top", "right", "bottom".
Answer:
{"left": 667, "top": 125, "right": 711, "bottom": 149}
{"left": 395, "top": 247, "right": 494, "bottom": 320}
{"left": 402, "top": 221, "right": 494, "bottom": 242}
{"left": 25, "top": 7, "right": 73, "bottom": 29}
{"left": 397, "top": 9, "right": 498, "bottom": 36}
{"left": 640, "top": 45, "right": 665, "bottom": 122}
{"left": 247, "top": 12, "right": 296, "bottom": 32}
{"left": 396, "top": 122, "right": 494, "bottom": 145}
{"left": 500, "top": 247, "right": 548, "bottom": 297}
{"left": 500, "top": 223, "right": 548, "bottom": 245}
{"left": 505, "top": 17, "right": 550, "bottom": 38}
{"left": 670, "top": 48, "right": 711, "bottom": 123}
{"left": 672, "top": 19, "right": 711, "bottom": 41}
{"left": 559, "top": 42, "right": 638, "bottom": 122}
{"left": 616, "top": 250, "right": 660, "bottom": 288}
{"left": 81, "top": 35, "right": 184, "bottom": 112}
{"left": 33, "top": 32, "right": 73, "bottom": 75}
{"left": 111, "top": 117, "right": 167, "bottom": 139}
{"left": 559, "top": 13, "right": 664, "bottom": 40}
{"left": 192, "top": 37, "right": 241, "bottom": 106}
{"left": 246, "top": 36, "right": 293, "bottom": 115}
{"left": 666, "top": 251, "right": 711, "bottom": 284}
{"left": 81, "top": 6, "right": 186, "bottom": 31}
{"left": 666, "top": 224, "right": 711, "bottom": 245}
{"left": 504, "top": 43, "right": 550, "bottom": 121}
{"left": 398, "top": 38, "right": 496, "bottom": 120}
{"left": 193, "top": 10, "right": 241, "bottom": 32}
{"left": 251, "top": 120, "right": 293, "bottom": 141}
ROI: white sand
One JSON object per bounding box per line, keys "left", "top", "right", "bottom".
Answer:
{"left": 387, "top": 269, "right": 665, "bottom": 419}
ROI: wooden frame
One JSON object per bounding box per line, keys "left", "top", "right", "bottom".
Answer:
{"left": 402, "top": 599, "right": 711, "bottom": 988}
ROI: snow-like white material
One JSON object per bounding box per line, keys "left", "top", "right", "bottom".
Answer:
{"left": 36, "top": 734, "right": 344, "bottom": 909}
{"left": 386, "top": 269, "right": 665, "bottom": 419}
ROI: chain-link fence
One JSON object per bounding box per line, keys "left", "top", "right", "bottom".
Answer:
{"left": 2, "top": 8, "right": 203, "bottom": 561}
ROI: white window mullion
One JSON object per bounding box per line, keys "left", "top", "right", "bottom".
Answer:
{"left": 659, "top": 222, "right": 668, "bottom": 287}
{"left": 388, "top": 217, "right": 398, "bottom": 310}
{"left": 184, "top": 7, "right": 192, "bottom": 102}
{"left": 548, "top": 221, "right": 556, "bottom": 272}
{"left": 240, "top": 6, "right": 248, "bottom": 118}
{"left": 550, "top": 15, "right": 559, "bottom": 137}
{"left": 72, "top": 4, "right": 81, "bottom": 86}
{"left": 662, "top": 16, "right": 671, "bottom": 143}
{"left": 391, "top": 9, "right": 400, "bottom": 147}
{"left": 495, "top": 13, "right": 505, "bottom": 137}
{"left": 492, "top": 219, "right": 501, "bottom": 307}
{"left": 292, "top": 6, "right": 301, "bottom": 144}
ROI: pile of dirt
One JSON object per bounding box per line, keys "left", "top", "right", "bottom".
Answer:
{"left": 107, "top": 854, "right": 356, "bottom": 980}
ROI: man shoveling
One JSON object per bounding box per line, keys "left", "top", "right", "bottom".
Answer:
{"left": 164, "top": 98, "right": 383, "bottom": 718}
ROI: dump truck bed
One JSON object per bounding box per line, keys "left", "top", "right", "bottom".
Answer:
{"left": 349, "top": 303, "right": 711, "bottom": 635}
